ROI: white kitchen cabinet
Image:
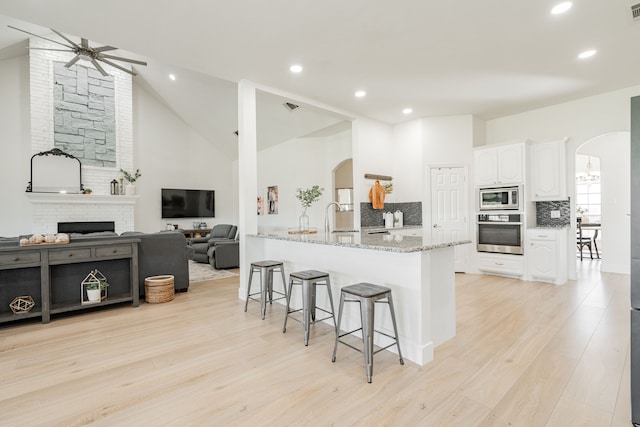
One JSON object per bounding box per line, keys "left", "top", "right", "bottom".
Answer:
{"left": 477, "top": 252, "right": 524, "bottom": 277}
{"left": 474, "top": 143, "right": 524, "bottom": 186}
{"left": 526, "top": 228, "right": 567, "bottom": 285}
{"left": 530, "top": 139, "right": 567, "bottom": 201}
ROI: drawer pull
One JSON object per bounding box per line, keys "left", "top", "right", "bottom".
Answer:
{"left": 112, "top": 249, "right": 118, "bottom": 254}
{"left": 539, "top": 235, "right": 549, "bottom": 238}
{"left": 68, "top": 253, "right": 74, "bottom": 257}
{"left": 13, "top": 257, "right": 20, "bottom": 261}
{"left": 495, "top": 262, "right": 504, "bottom": 266}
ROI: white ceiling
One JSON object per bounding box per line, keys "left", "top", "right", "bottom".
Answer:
{"left": 1, "top": 1, "right": 639, "bottom": 156}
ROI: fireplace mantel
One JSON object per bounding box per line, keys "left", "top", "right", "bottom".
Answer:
{"left": 26, "top": 193, "right": 139, "bottom": 205}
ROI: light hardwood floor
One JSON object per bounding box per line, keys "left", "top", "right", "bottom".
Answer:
{"left": 0, "top": 261, "right": 632, "bottom": 426}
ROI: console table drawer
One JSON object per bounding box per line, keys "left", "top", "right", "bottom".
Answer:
{"left": 95, "top": 245, "right": 132, "bottom": 258}
{"left": 0, "top": 251, "right": 41, "bottom": 266}
{"left": 49, "top": 248, "right": 91, "bottom": 262}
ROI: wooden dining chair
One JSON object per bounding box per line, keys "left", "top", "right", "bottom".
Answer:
{"left": 576, "top": 217, "right": 593, "bottom": 260}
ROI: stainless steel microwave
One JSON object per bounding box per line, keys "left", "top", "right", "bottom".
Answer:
{"left": 478, "top": 186, "right": 520, "bottom": 211}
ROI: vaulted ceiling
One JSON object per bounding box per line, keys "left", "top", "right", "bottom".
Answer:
{"left": 1, "top": 1, "right": 639, "bottom": 158}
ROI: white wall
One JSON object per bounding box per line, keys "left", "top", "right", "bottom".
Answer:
{"left": 0, "top": 55, "right": 32, "bottom": 236}
{"left": 391, "top": 120, "right": 423, "bottom": 202}
{"left": 578, "top": 132, "right": 630, "bottom": 274}
{"left": 256, "top": 130, "right": 351, "bottom": 232}
{"left": 133, "top": 83, "right": 235, "bottom": 233}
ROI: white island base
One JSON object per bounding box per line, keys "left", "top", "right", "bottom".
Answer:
{"left": 244, "top": 233, "right": 463, "bottom": 366}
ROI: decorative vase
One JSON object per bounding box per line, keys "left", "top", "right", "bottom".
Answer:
{"left": 125, "top": 183, "right": 136, "bottom": 195}
{"left": 87, "top": 288, "right": 101, "bottom": 302}
{"left": 299, "top": 210, "right": 309, "bottom": 232}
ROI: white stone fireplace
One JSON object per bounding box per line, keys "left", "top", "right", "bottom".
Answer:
{"left": 27, "top": 36, "right": 136, "bottom": 234}
{"left": 27, "top": 193, "right": 138, "bottom": 235}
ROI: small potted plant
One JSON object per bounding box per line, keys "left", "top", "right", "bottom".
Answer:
{"left": 81, "top": 270, "right": 109, "bottom": 303}
{"left": 295, "top": 185, "right": 324, "bottom": 232}
{"left": 120, "top": 168, "right": 141, "bottom": 195}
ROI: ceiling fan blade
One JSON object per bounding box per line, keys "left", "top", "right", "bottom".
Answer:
{"left": 65, "top": 55, "right": 81, "bottom": 68}
{"left": 28, "top": 48, "right": 74, "bottom": 52}
{"left": 90, "top": 58, "right": 109, "bottom": 76}
{"left": 93, "top": 45, "right": 118, "bottom": 53}
{"left": 99, "top": 53, "right": 147, "bottom": 66}
{"left": 81, "top": 38, "right": 89, "bottom": 49}
{"left": 98, "top": 58, "right": 137, "bottom": 76}
{"left": 50, "top": 29, "right": 81, "bottom": 48}
{"left": 7, "top": 25, "right": 73, "bottom": 49}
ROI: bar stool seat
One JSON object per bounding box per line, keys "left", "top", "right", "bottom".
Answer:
{"left": 283, "top": 270, "right": 336, "bottom": 346}
{"left": 244, "top": 260, "right": 287, "bottom": 319}
{"left": 332, "top": 282, "right": 404, "bottom": 383}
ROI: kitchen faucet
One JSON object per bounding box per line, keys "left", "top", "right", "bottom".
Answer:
{"left": 324, "top": 202, "right": 342, "bottom": 234}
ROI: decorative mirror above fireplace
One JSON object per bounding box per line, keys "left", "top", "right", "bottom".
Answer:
{"left": 27, "top": 148, "right": 83, "bottom": 193}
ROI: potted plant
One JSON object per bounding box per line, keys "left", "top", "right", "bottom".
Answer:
{"left": 120, "top": 168, "right": 141, "bottom": 195}
{"left": 81, "top": 269, "right": 109, "bottom": 303}
{"left": 85, "top": 278, "right": 109, "bottom": 302}
{"left": 295, "top": 185, "right": 324, "bottom": 232}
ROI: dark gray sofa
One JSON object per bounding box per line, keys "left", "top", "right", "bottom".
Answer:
{"left": 189, "top": 224, "right": 237, "bottom": 264}
{"left": 207, "top": 239, "right": 239, "bottom": 269}
{"left": 119, "top": 231, "right": 190, "bottom": 296}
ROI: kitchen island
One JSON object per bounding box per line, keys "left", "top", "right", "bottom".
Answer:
{"left": 244, "top": 230, "right": 470, "bottom": 365}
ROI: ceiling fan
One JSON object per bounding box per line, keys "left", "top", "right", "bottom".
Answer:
{"left": 8, "top": 25, "right": 147, "bottom": 76}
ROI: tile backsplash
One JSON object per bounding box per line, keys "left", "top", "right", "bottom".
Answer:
{"left": 361, "top": 202, "right": 422, "bottom": 227}
{"left": 536, "top": 200, "right": 571, "bottom": 227}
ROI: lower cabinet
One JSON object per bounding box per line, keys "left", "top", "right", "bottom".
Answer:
{"left": 477, "top": 252, "right": 525, "bottom": 277}
{"left": 526, "top": 228, "right": 567, "bottom": 285}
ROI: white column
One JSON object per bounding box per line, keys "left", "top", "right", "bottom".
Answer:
{"left": 238, "top": 80, "right": 259, "bottom": 296}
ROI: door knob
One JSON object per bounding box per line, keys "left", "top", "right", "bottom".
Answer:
{"left": 433, "top": 224, "right": 438, "bottom": 228}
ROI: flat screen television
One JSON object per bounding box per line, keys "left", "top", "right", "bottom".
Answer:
{"left": 161, "top": 188, "right": 215, "bottom": 218}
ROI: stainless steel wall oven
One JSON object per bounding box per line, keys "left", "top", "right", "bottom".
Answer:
{"left": 477, "top": 213, "right": 524, "bottom": 255}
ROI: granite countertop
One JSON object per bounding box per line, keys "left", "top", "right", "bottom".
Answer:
{"left": 247, "top": 230, "right": 470, "bottom": 253}
{"left": 529, "top": 225, "right": 571, "bottom": 229}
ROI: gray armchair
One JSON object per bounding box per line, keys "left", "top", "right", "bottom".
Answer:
{"left": 189, "top": 224, "right": 237, "bottom": 264}
{"left": 207, "top": 239, "right": 239, "bottom": 269}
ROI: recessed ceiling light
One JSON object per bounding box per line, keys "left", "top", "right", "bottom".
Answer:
{"left": 355, "top": 90, "right": 366, "bottom": 98}
{"left": 290, "top": 65, "right": 303, "bottom": 73}
{"left": 551, "top": 2, "right": 572, "bottom": 15}
{"left": 169, "top": 74, "right": 176, "bottom": 81}
{"left": 402, "top": 108, "right": 413, "bottom": 115}
{"left": 578, "top": 49, "right": 597, "bottom": 59}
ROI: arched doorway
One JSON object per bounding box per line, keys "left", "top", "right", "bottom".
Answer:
{"left": 574, "top": 132, "right": 630, "bottom": 274}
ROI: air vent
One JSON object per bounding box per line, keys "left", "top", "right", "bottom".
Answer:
{"left": 284, "top": 102, "right": 300, "bottom": 111}
{"left": 632, "top": 2, "right": 640, "bottom": 20}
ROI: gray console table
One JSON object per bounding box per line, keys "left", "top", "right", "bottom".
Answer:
{"left": 0, "top": 238, "right": 140, "bottom": 324}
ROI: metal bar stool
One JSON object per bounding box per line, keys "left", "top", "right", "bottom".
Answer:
{"left": 244, "top": 260, "right": 287, "bottom": 320}
{"left": 332, "top": 282, "right": 404, "bottom": 383}
{"left": 283, "top": 270, "right": 336, "bottom": 346}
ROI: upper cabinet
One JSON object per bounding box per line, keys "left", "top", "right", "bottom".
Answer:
{"left": 474, "top": 142, "right": 524, "bottom": 186}
{"left": 530, "top": 139, "right": 567, "bottom": 201}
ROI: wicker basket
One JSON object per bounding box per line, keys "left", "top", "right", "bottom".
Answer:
{"left": 144, "top": 275, "right": 175, "bottom": 304}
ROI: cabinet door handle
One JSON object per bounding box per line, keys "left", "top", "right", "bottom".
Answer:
{"left": 495, "top": 262, "right": 504, "bottom": 266}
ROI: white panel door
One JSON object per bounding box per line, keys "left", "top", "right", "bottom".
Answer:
{"left": 430, "top": 167, "right": 468, "bottom": 272}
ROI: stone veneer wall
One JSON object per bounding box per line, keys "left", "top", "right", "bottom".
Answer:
{"left": 53, "top": 62, "right": 116, "bottom": 167}
{"left": 535, "top": 200, "right": 571, "bottom": 227}
{"left": 360, "top": 201, "right": 423, "bottom": 227}
{"left": 29, "top": 36, "right": 135, "bottom": 232}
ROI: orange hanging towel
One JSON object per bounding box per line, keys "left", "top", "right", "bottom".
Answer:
{"left": 369, "top": 180, "right": 385, "bottom": 209}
